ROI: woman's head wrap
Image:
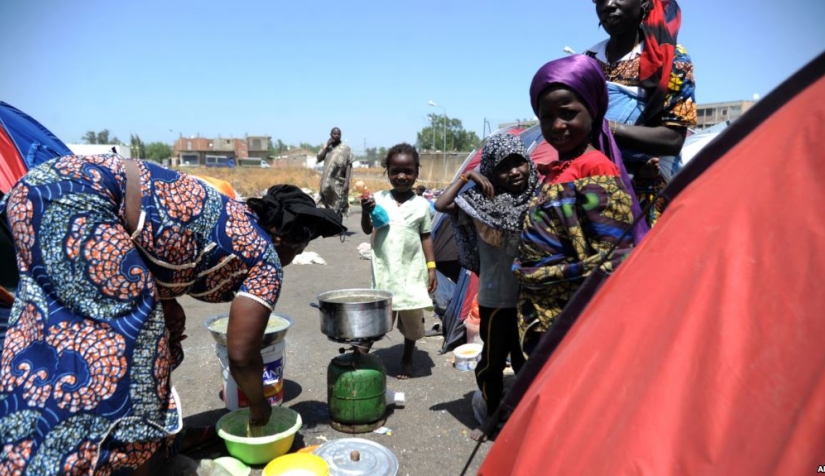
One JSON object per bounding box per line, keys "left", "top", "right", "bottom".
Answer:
{"left": 529, "top": 54, "right": 648, "bottom": 243}
{"left": 637, "top": 0, "right": 682, "bottom": 125}
{"left": 247, "top": 184, "right": 346, "bottom": 243}
{"left": 454, "top": 133, "right": 538, "bottom": 234}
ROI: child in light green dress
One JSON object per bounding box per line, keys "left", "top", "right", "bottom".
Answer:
{"left": 360, "top": 143, "right": 437, "bottom": 379}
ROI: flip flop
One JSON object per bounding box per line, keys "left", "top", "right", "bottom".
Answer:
{"left": 424, "top": 323, "right": 441, "bottom": 337}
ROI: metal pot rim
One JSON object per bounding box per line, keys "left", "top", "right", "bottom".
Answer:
{"left": 316, "top": 288, "right": 393, "bottom": 305}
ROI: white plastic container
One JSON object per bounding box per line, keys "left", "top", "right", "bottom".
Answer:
{"left": 454, "top": 343, "right": 483, "bottom": 371}
{"left": 385, "top": 389, "right": 406, "bottom": 407}
{"left": 464, "top": 318, "right": 482, "bottom": 345}
{"left": 216, "top": 340, "right": 285, "bottom": 410}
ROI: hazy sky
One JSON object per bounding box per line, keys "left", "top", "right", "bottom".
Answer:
{"left": 2, "top": 0, "right": 823, "bottom": 152}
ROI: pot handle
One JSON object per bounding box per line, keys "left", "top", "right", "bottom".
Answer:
{"left": 309, "top": 302, "right": 321, "bottom": 309}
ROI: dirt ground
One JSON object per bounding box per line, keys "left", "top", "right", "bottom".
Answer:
{"left": 172, "top": 211, "right": 494, "bottom": 475}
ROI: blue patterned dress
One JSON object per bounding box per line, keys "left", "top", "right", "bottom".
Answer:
{"left": 0, "top": 155, "right": 282, "bottom": 475}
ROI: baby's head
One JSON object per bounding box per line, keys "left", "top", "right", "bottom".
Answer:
{"left": 382, "top": 143, "right": 420, "bottom": 193}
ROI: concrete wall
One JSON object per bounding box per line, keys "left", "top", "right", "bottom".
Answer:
{"left": 272, "top": 155, "right": 315, "bottom": 168}
{"left": 417, "top": 151, "right": 472, "bottom": 185}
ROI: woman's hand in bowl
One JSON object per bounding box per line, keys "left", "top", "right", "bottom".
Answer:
{"left": 249, "top": 400, "right": 272, "bottom": 428}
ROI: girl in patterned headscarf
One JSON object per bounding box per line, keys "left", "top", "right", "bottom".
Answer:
{"left": 435, "top": 133, "right": 538, "bottom": 441}
{"left": 514, "top": 55, "right": 646, "bottom": 355}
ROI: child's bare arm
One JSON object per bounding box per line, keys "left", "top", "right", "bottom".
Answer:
{"left": 360, "top": 194, "right": 374, "bottom": 234}
{"left": 420, "top": 233, "right": 437, "bottom": 294}
{"left": 433, "top": 175, "right": 464, "bottom": 215}
{"left": 434, "top": 169, "right": 493, "bottom": 214}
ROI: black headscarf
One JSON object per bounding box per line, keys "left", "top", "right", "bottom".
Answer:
{"left": 247, "top": 184, "right": 346, "bottom": 243}
{"left": 454, "top": 133, "right": 538, "bottom": 233}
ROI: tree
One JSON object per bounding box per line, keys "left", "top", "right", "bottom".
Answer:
{"left": 98, "top": 130, "right": 113, "bottom": 145}
{"left": 130, "top": 134, "right": 144, "bottom": 159}
{"left": 83, "top": 129, "right": 121, "bottom": 145}
{"left": 269, "top": 138, "right": 289, "bottom": 156}
{"left": 365, "top": 147, "right": 379, "bottom": 163}
{"left": 299, "top": 142, "right": 322, "bottom": 154}
{"left": 144, "top": 142, "right": 172, "bottom": 163}
{"left": 362, "top": 146, "right": 387, "bottom": 167}
{"left": 415, "top": 113, "right": 480, "bottom": 152}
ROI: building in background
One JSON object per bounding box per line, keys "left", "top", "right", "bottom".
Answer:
{"left": 272, "top": 148, "right": 317, "bottom": 169}
{"left": 695, "top": 100, "right": 756, "bottom": 130}
{"left": 172, "top": 135, "right": 270, "bottom": 167}
{"left": 497, "top": 119, "right": 538, "bottom": 130}
{"left": 495, "top": 99, "right": 756, "bottom": 135}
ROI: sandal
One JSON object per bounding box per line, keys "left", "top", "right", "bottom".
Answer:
{"left": 424, "top": 323, "right": 441, "bottom": 337}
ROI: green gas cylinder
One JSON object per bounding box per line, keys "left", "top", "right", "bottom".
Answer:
{"left": 327, "top": 352, "right": 387, "bottom": 428}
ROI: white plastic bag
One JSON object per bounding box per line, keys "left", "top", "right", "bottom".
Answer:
{"left": 291, "top": 251, "right": 327, "bottom": 265}
{"left": 357, "top": 242, "right": 372, "bottom": 260}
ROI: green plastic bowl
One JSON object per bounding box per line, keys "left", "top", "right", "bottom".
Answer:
{"left": 216, "top": 406, "right": 303, "bottom": 465}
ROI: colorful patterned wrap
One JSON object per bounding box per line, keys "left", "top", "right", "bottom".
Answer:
{"left": 586, "top": 24, "right": 697, "bottom": 227}
{"left": 0, "top": 154, "right": 282, "bottom": 474}
{"left": 514, "top": 151, "right": 635, "bottom": 349}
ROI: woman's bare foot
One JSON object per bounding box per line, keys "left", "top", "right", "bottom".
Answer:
{"left": 396, "top": 360, "right": 414, "bottom": 380}
{"left": 470, "top": 427, "right": 488, "bottom": 442}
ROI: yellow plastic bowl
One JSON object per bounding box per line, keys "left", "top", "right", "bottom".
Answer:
{"left": 263, "top": 453, "right": 330, "bottom": 476}
{"left": 216, "top": 406, "right": 302, "bottom": 465}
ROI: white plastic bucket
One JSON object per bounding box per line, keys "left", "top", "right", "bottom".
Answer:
{"left": 454, "top": 343, "right": 483, "bottom": 371}
{"left": 216, "top": 340, "right": 285, "bottom": 410}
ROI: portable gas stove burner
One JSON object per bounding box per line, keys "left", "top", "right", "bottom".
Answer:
{"left": 327, "top": 335, "right": 387, "bottom": 354}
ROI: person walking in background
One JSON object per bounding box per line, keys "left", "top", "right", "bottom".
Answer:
{"left": 316, "top": 127, "right": 355, "bottom": 216}
{"left": 360, "top": 143, "right": 437, "bottom": 379}
{"left": 515, "top": 55, "right": 646, "bottom": 355}
{"left": 434, "top": 134, "right": 539, "bottom": 441}
{"left": 0, "top": 154, "right": 345, "bottom": 474}
{"left": 585, "top": 0, "right": 696, "bottom": 226}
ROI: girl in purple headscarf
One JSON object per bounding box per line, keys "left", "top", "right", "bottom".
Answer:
{"left": 513, "top": 55, "right": 647, "bottom": 355}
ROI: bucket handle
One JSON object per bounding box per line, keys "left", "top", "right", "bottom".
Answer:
{"left": 309, "top": 302, "right": 321, "bottom": 309}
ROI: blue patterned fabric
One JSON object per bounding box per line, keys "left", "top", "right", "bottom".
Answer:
{"left": 0, "top": 155, "right": 282, "bottom": 474}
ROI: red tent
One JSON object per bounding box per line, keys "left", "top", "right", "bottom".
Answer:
{"left": 479, "top": 52, "right": 825, "bottom": 474}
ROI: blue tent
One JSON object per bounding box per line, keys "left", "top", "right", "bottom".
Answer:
{"left": 0, "top": 101, "right": 72, "bottom": 192}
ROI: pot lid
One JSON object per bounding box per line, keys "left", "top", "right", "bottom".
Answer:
{"left": 313, "top": 437, "right": 398, "bottom": 476}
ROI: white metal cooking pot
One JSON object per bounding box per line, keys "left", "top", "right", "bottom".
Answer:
{"left": 313, "top": 289, "right": 393, "bottom": 340}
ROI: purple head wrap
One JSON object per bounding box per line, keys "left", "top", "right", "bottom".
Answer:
{"left": 529, "top": 54, "right": 648, "bottom": 243}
